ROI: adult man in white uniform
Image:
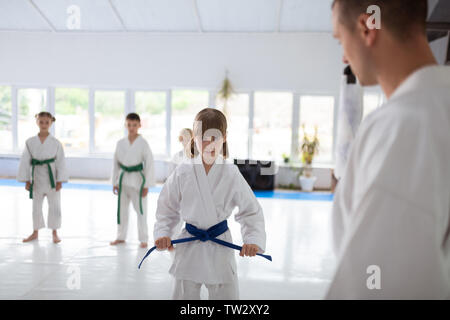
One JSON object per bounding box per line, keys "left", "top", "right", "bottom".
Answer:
{"left": 327, "top": 0, "right": 450, "bottom": 299}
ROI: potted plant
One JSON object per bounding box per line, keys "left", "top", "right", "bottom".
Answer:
{"left": 298, "top": 124, "right": 319, "bottom": 192}
{"left": 282, "top": 153, "right": 290, "bottom": 164}
{"left": 217, "top": 70, "right": 234, "bottom": 117}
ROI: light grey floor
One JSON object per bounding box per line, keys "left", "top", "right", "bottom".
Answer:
{"left": 0, "top": 184, "right": 336, "bottom": 299}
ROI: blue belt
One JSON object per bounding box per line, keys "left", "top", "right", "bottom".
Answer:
{"left": 138, "top": 220, "right": 272, "bottom": 269}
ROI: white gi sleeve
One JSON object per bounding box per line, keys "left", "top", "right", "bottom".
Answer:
{"left": 112, "top": 142, "right": 120, "bottom": 187}
{"left": 153, "top": 171, "right": 182, "bottom": 240}
{"left": 326, "top": 186, "right": 450, "bottom": 299}
{"left": 55, "top": 141, "right": 69, "bottom": 182}
{"left": 232, "top": 167, "right": 267, "bottom": 253}
{"left": 143, "top": 141, "right": 156, "bottom": 188}
{"left": 17, "top": 141, "right": 32, "bottom": 182}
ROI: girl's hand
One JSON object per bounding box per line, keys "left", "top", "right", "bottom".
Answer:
{"left": 113, "top": 186, "right": 119, "bottom": 195}
{"left": 56, "top": 182, "right": 62, "bottom": 192}
{"left": 25, "top": 181, "right": 31, "bottom": 191}
{"left": 142, "top": 188, "right": 149, "bottom": 198}
{"left": 240, "top": 244, "right": 259, "bottom": 257}
{"left": 155, "top": 237, "right": 174, "bottom": 251}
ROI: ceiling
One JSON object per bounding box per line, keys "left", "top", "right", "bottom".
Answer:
{"left": 428, "top": 0, "right": 450, "bottom": 23}
{"left": 427, "top": 0, "right": 450, "bottom": 41}
{"left": 0, "top": 0, "right": 448, "bottom": 35}
{"left": 0, "top": 0, "right": 334, "bottom": 33}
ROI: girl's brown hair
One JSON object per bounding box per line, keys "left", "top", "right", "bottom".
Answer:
{"left": 179, "top": 128, "right": 193, "bottom": 138}
{"left": 35, "top": 111, "right": 56, "bottom": 122}
{"left": 188, "top": 108, "right": 228, "bottom": 158}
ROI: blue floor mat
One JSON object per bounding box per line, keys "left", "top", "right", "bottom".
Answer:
{"left": 0, "top": 179, "right": 333, "bottom": 201}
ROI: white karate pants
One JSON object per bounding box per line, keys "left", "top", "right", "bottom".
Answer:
{"left": 116, "top": 185, "right": 148, "bottom": 242}
{"left": 172, "top": 276, "right": 239, "bottom": 300}
{"left": 32, "top": 187, "right": 61, "bottom": 230}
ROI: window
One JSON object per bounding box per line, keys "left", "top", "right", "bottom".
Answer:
{"left": 299, "top": 96, "right": 335, "bottom": 163}
{"left": 94, "top": 90, "right": 125, "bottom": 153}
{"left": 253, "top": 92, "right": 293, "bottom": 161}
{"left": 171, "top": 90, "right": 209, "bottom": 156}
{"left": 0, "top": 86, "right": 12, "bottom": 152}
{"left": 135, "top": 91, "right": 167, "bottom": 156}
{"left": 18, "top": 88, "right": 47, "bottom": 150}
{"left": 216, "top": 93, "right": 249, "bottom": 160}
{"left": 55, "top": 88, "right": 89, "bottom": 154}
{"left": 363, "top": 92, "right": 384, "bottom": 119}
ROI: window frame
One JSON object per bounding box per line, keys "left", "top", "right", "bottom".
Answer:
{"left": 0, "top": 83, "right": 339, "bottom": 167}
{"left": 252, "top": 90, "right": 295, "bottom": 162}
{"left": 298, "top": 92, "right": 338, "bottom": 165}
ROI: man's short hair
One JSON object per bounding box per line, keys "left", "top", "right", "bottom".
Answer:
{"left": 126, "top": 112, "right": 141, "bottom": 122}
{"left": 332, "top": 0, "right": 428, "bottom": 39}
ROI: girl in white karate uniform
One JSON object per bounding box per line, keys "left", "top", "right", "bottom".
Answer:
{"left": 111, "top": 113, "right": 155, "bottom": 248}
{"left": 153, "top": 108, "right": 268, "bottom": 300}
{"left": 17, "top": 112, "right": 68, "bottom": 243}
{"left": 171, "top": 128, "right": 192, "bottom": 165}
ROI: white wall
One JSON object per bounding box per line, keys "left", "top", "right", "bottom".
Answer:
{"left": 0, "top": 31, "right": 342, "bottom": 189}
{"left": 0, "top": 32, "right": 343, "bottom": 92}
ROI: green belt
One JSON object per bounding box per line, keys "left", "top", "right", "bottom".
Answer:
{"left": 30, "top": 158, "right": 56, "bottom": 199}
{"left": 117, "top": 163, "right": 146, "bottom": 224}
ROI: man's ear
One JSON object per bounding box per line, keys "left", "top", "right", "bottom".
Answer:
{"left": 357, "top": 13, "right": 377, "bottom": 47}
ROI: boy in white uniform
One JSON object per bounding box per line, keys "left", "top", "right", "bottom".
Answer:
{"left": 17, "top": 112, "right": 68, "bottom": 244}
{"left": 153, "top": 108, "right": 268, "bottom": 300}
{"left": 110, "top": 113, "right": 156, "bottom": 248}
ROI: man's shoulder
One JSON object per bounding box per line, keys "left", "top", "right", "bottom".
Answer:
{"left": 373, "top": 91, "right": 448, "bottom": 134}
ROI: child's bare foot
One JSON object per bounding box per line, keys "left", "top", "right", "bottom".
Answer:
{"left": 110, "top": 240, "right": 125, "bottom": 246}
{"left": 52, "top": 230, "right": 61, "bottom": 244}
{"left": 23, "top": 231, "right": 38, "bottom": 243}
{"left": 140, "top": 242, "right": 148, "bottom": 248}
